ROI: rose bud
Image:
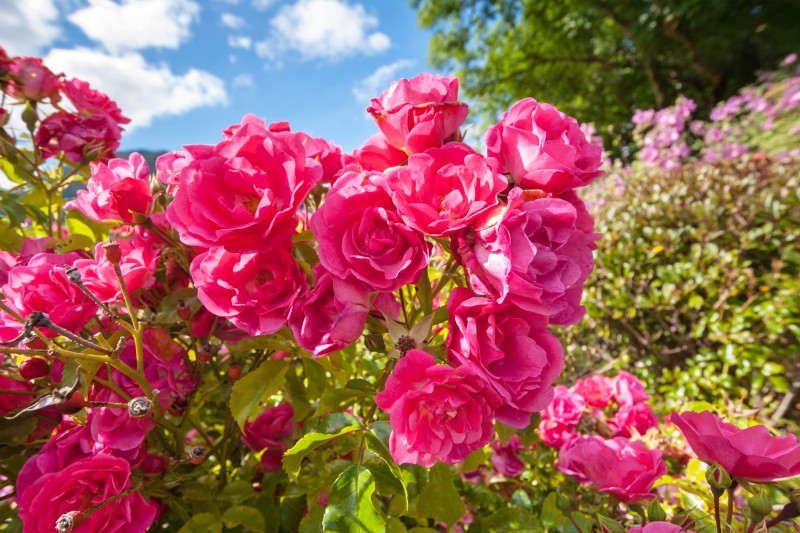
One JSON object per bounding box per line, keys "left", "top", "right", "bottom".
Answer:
{"left": 18, "top": 358, "right": 49, "bottom": 380}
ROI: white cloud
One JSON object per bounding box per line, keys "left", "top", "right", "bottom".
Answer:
{"left": 353, "top": 59, "right": 416, "bottom": 103}
{"left": 227, "top": 36, "right": 252, "bottom": 49}
{"left": 255, "top": 0, "right": 390, "bottom": 62}
{"left": 221, "top": 12, "right": 245, "bottom": 29}
{"left": 67, "top": 0, "right": 200, "bottom": 53}
{"left": 251, "top": 0, "right": 275, "bottom": 10}
{"left": 232, "top": 73, "right": 254, "bottom": 89}
{"left": 44, "top": 47, "right": 228, "bottom": 131}
{"left": 0, "top": 0, "right": 61, "bottom": 56}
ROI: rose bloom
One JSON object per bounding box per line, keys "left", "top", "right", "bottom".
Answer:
{"left": 573, "top": 375, "right": 614, "bottom": 408}
{"left": 669, "top": 410, "right": 800, "bottom": 481}
{"left": 66, "top": 152, "right": 152, "bottom": 223}
{"left": 453, "top": 188, "right": 597, "bottom": 325}
{"left": 557, "top": 435, "right": 667, "bottom": 503}
{"left": 538, "top": 385, "right": 585, "bottom": 448}
{"left": 267, "top": 121, "right": 346, "bottom": 184}
{"left": 386, "top": 143, "right": 508, "bottom": 237}
{"left": 367, "top": 73, "right": 469, "bottom": 154}
{"left": 75, "top": 239, "right": 159, "bottom": 303}
{"left": 36, "top": 111, "right": 123, "bottom": 163}
{"left": 612, "top": 371, "right": 651, "bottom": 406}
{"left": 486, "top": 97, "right": 604, "bottom": 194}
{"left": 447, "top": 287, "right": 563, "bottom": 428}
{"left": 352, "top": 132, "right": 408, "bottom": 171}
{"left": 0, "top": 252, "right": 97, "bottom": 336}
{"left": 63, "top": 78, "right": 129, "bottom": 125}
{"left": 167, "top": 115, "right": 322, "bottom": 253}
{"left": 7, "top": 56, "right": 62, "bottom": 102}
{"left": 155, "top": 150, "right": 190, "bottom": 194}
{"left": 628, "top": 522, "right": 696, "bottom": 533}
{"left": 491, "top": 435, "right": 526, "bottom": 477}
{"left": 191, "top": 243, "right": 307, "bottom": 336}
{"left": 243, "top": 403, "right": 297, "bottom": 471}
{"left": 288, "top": 264, "right": 370, "bottom": 357}
{"left": 613, "top": 403, "right": 660, "bottom": 438}
{"left": 375, "top": 349, "right": 500, "bottom": 467}
{"left": 311, "top": 170, "right": 430, "bottom": 292}
{"left": 17, "top": 453, "right": 157, "bottom": 533}
{"left": 0, "top": 374, "right": 34, "bottom": 417}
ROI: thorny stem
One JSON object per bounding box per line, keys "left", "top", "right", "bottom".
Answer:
{"left": 714, "top": 493, "right": 723, "bottom": 533}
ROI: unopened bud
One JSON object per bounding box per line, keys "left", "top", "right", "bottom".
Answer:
{"left": 363, "top": 332, "right": 386, "bottom": 353}
{"left": 748, "top": 490, "right": 772, "bottom": 519}
{"left": 102, "top": 242, "right": 121, "bottom": 265}
{"left": 127, "top": 396, "right": 153, "bottom": 418}
{"left": 189, "top": 446, "right": 207, "bottom": 464}
{"left": 131, "top": 212, "right": 148, "bottom": 225}
{"left": 198, "top": 344, "right": 214, "bottom": 363}
{"left": 176, "top": 300, "right": 191, "bottom": 321}
{"left": 647, "top": 500, "right": 667, "bottom": 522}
{"left": 55, "top": 511, "right": 83, "bottom": 532}
{"left": 705, "top": 463, "right": 732, "bottom": 495}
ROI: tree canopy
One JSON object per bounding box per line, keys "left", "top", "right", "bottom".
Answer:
{"left": 412, "top": 0, "right": 800, "bottom": 142}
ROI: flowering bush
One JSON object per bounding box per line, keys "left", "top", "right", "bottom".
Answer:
{"left": 0, "top": 47, "right": 799, "bottom": 533}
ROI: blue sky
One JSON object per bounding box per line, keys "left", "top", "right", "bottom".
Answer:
{"left": 1, "top": 0, "right": 435, "bottom": 153}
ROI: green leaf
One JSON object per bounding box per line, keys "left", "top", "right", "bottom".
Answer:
{"left": 415, "top": 267, "right": 433, "bottom": 316}
{"left": 229, "top": 359, "right": 289, "bottom": 430}
{"left": 364, "top": 422, "right": 408, "bottom": 505}
{"left": 219, "top": 479, "right": 257, "bottom": 504}
{"left": 177, "top": 513, "right": 223, "bottom": 533}
{"left": 317, "top": 386, "right": 371, "bottom": 414}
{"left": 282, "top": 425, "right": 361, "bottom": 478}
{"left": 229, "top": 333, "right": 295, "bottom": 356}
{"left": 595, "top": 514, "right": 626, "bottom": 533}
{"left": 322, "top": 465, "right": 384, "bottom": 533}
{"left": 414, "top": 463, "right": 465, "bottom": 528}
{"left": 481, "top": 508, "right": 540, "bottom": 532}
{"left": 221, "top": 505, "right": 266, "bottom": 532}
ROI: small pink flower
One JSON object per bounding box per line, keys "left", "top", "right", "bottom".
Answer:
{"left": 669, "top": 410, "right": 800, "bottom": 481}
{"left": 288, "top": 264, "right": 369, "bottom": 357}
{"left": 75, "top": 239, "right": 159, "bottom": 303}
{"left": 491, "top": 435, "right": 526, "bottom": 477}
{"left": 386, "top": 143, "right": 508, "bottom": 237}
{"left": 486, "top": 98, "right": 604, "bottom": 194}
{"left": 628, "top": 522, "right": 696, "bottom": 533}
{"left": 243, "top": 403, "right": 297, "bottom": 471}
{"left": 62, "top": 78, "right": 129, "bottom": 125}
{"left": 0, "top": 374, "right": 34, "bottom": 417}
{"left": 447, "top": 287, "right": 564, "bottom": 428}
{"left": 613, "top": 403, "right": 660, "bottom": 438}
{"left": 375, "top": 350, "right": 499, "bottom": 467}
{"left": 612, "top": 371, "right": 650, "bottom": 406}
{"left": 7, "top": 56, "right": 62, "bottom": 102}
{"left": 66, "top": 152, "right": 152, "bottom": 223}
{"left": 36, "top": 111, "right": 123, "bottom": 163}
{"left": 573, "top": 375, "right": 614, "bottom": 408}
{"left": 538, "top": 385, "right": 585, "bottom": 448}
{"left": 155, "top": 150, "right": 190, "bottom": 194}
{"left": 557, "top": 435, "right": 667, "bottom": 503}
{"left": 367, "top": 73, "right": 469, "bottom": 154}
{"left": 191, "top": 244, "right": 306, "bottom": 336}
{"left": 311, "top": 170, "right": 430, "bottom": 292}
{"left": 17, "top": 453, "right": 158, "bottom": 533}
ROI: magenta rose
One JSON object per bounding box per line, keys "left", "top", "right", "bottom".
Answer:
{"left": 386, "top": 143, "right": 508, "bottom": 237}
{"left": 453, "top": 188, "right": 597, "bottom": 324}
{"left": 0, "top": 252, "right": 97, "bottom": 336}
{"left": 628, "top": 523, "right": 696, "bottom": 533}
{"left": 538, "top": 385, "right": 585, "bottom": 448}
{"left": 7, "top": 56, "right": 62, "bottom": 102}
{"left": 491, "top": 435, "right": 526, "bottom": 477}
{"left": 155, "top": 150, "right": 190, "bottom": 194}
{"left": 242, "top": 403, "right": 297, "bottom": 470}
{"left": 557, "top": 435, "right": 667, "bottom": 503}
{"left": 612, "top": 371, "right": 650, "bottom": 407}
{"left": 0, "top": 374, "right": 34, "bottom": 417}
{"left": 167, "top": 116, "right": 322, "bottom": 252}
{"left": 613, "top": 403, "right": 660, "bottom": 438}
{"left": 352, "top": 132, "right": 408, "bottom": 171}
{"left": 311, "top": 170, "right": 430, "bottom": 291}
{"left": 75, "top": 239, "right": 158, "bottom": 303}
{"left": 669, "top": 410, "right": 800, "bottom": 481}
{"left": 17, "top": 453, "right": 157, "bottom": 533}
{"left": 375, "top": 349, "right": 500, "bottom": 467}
{"left": 573, "top": 375, "right": 614, "bottom": 408}
{"left": 288, "top": 264, "right": 370, "bottom": 357}
{"left": 191, "top": 243, "right": 306, "bottom": 336}
{"left": 367, "top": 73, "right": 469, "bottom": 154}
{"left": 447, "top": 287, "right": 563, "bottom": 428}
{"left": 36, "top": 111, "right": 122, "bottom": 163}
{"left": 63, "top": 78, "right": 129, "bottom": 125}
{"left": 485, "top": 97, "right": 604, "bottom": 194}
{"left": 66, "top": 152, "right": 152, "bottom": 223}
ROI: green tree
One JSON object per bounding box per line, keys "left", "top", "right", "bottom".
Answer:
{"left": 412, "top": 0, "right": 800, "bottom": 142}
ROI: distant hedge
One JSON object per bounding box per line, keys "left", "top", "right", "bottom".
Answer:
{"left": 565, "top": 156, "right": 800, "bottom": 424}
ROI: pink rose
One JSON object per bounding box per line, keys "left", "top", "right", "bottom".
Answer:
{"left": 18, "top": 453, "right": 157, "bottom": 533}
{"left": 557, "top": 435, "right": 666, "bottom": 503}
{"left": 538, "top": 385, "right": 585, "bottom": 448}
{"left": 352, "top": 132, "right": 408, "bottom": 171}
{"left": 367, "top": 73, "right": 469, "bottom": 154}
{"left": 447, "top": 287, "right": 564, "bottom": 428}
{"left": 36, "top": 111, "right": 123, "bottom": 163}
{"left": 375, "top": 350, "right": 500, "bottom": 467}
{"left": 7, "top": 56, "right": 62, "bottom": 102}
{"left": 242, "top": 403, "right": 297, "bottom": 470}
{"left": 0, "top": 374, "right": 34, "bottom": 417}
{"left": 167, "top": 116, "right": 322, "bottom": 252}
{"left": 386, "top": 143, "right": 508, "bottom": 237}
{"left": 191, "top": 243, "right": 306, "bottom": 336}
{"left": 63, "top": 78, "right": 129, "bottom": 125}
{"left": 486, "top": 97, "right": 604, "bottom": 194}
{"left": 288, "top": 264, "right": 369, "bottom": 357}
{"left": 613, "top": 403, "right": 660, "bottom": 438}
{"left": 612, "top": 371, "right": 650, "bottom": 406}
{"left": 65, "top": 152, "right": 152, "bottom": 223}
{"left": 628, "top": 522, "right": 696, "bottom": 533}
{"left": 669, "top": 410, "right": 800, "bottom": 481}
{"left": 155, "top": 150, "right": 190, "bottom": 194}
{"left": 0, "top": 252, "right": 97, "bottom": 336}
{"left": 453, "top": 188, "right": 597, "bottom": 324}
{"left": 75, "top": 239, "right": 159, "bottom": 303}
{"left": 491, "top": 435, "right": 526, "bottom": 477}
{"left": 311, "top": 170, "right": 430, "bottom": 291}
{"left": 573, "top": 375, "right": 614, "bottom": 408}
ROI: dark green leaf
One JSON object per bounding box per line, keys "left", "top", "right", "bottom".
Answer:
{"left": 229, "top": 359, "right": 289, "bottom": 430}
{"left": 414, "top": 463, "right": 465, "bottom": 528}
{"left": 322, "top": 465, "right": 384, "bottom": 533}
